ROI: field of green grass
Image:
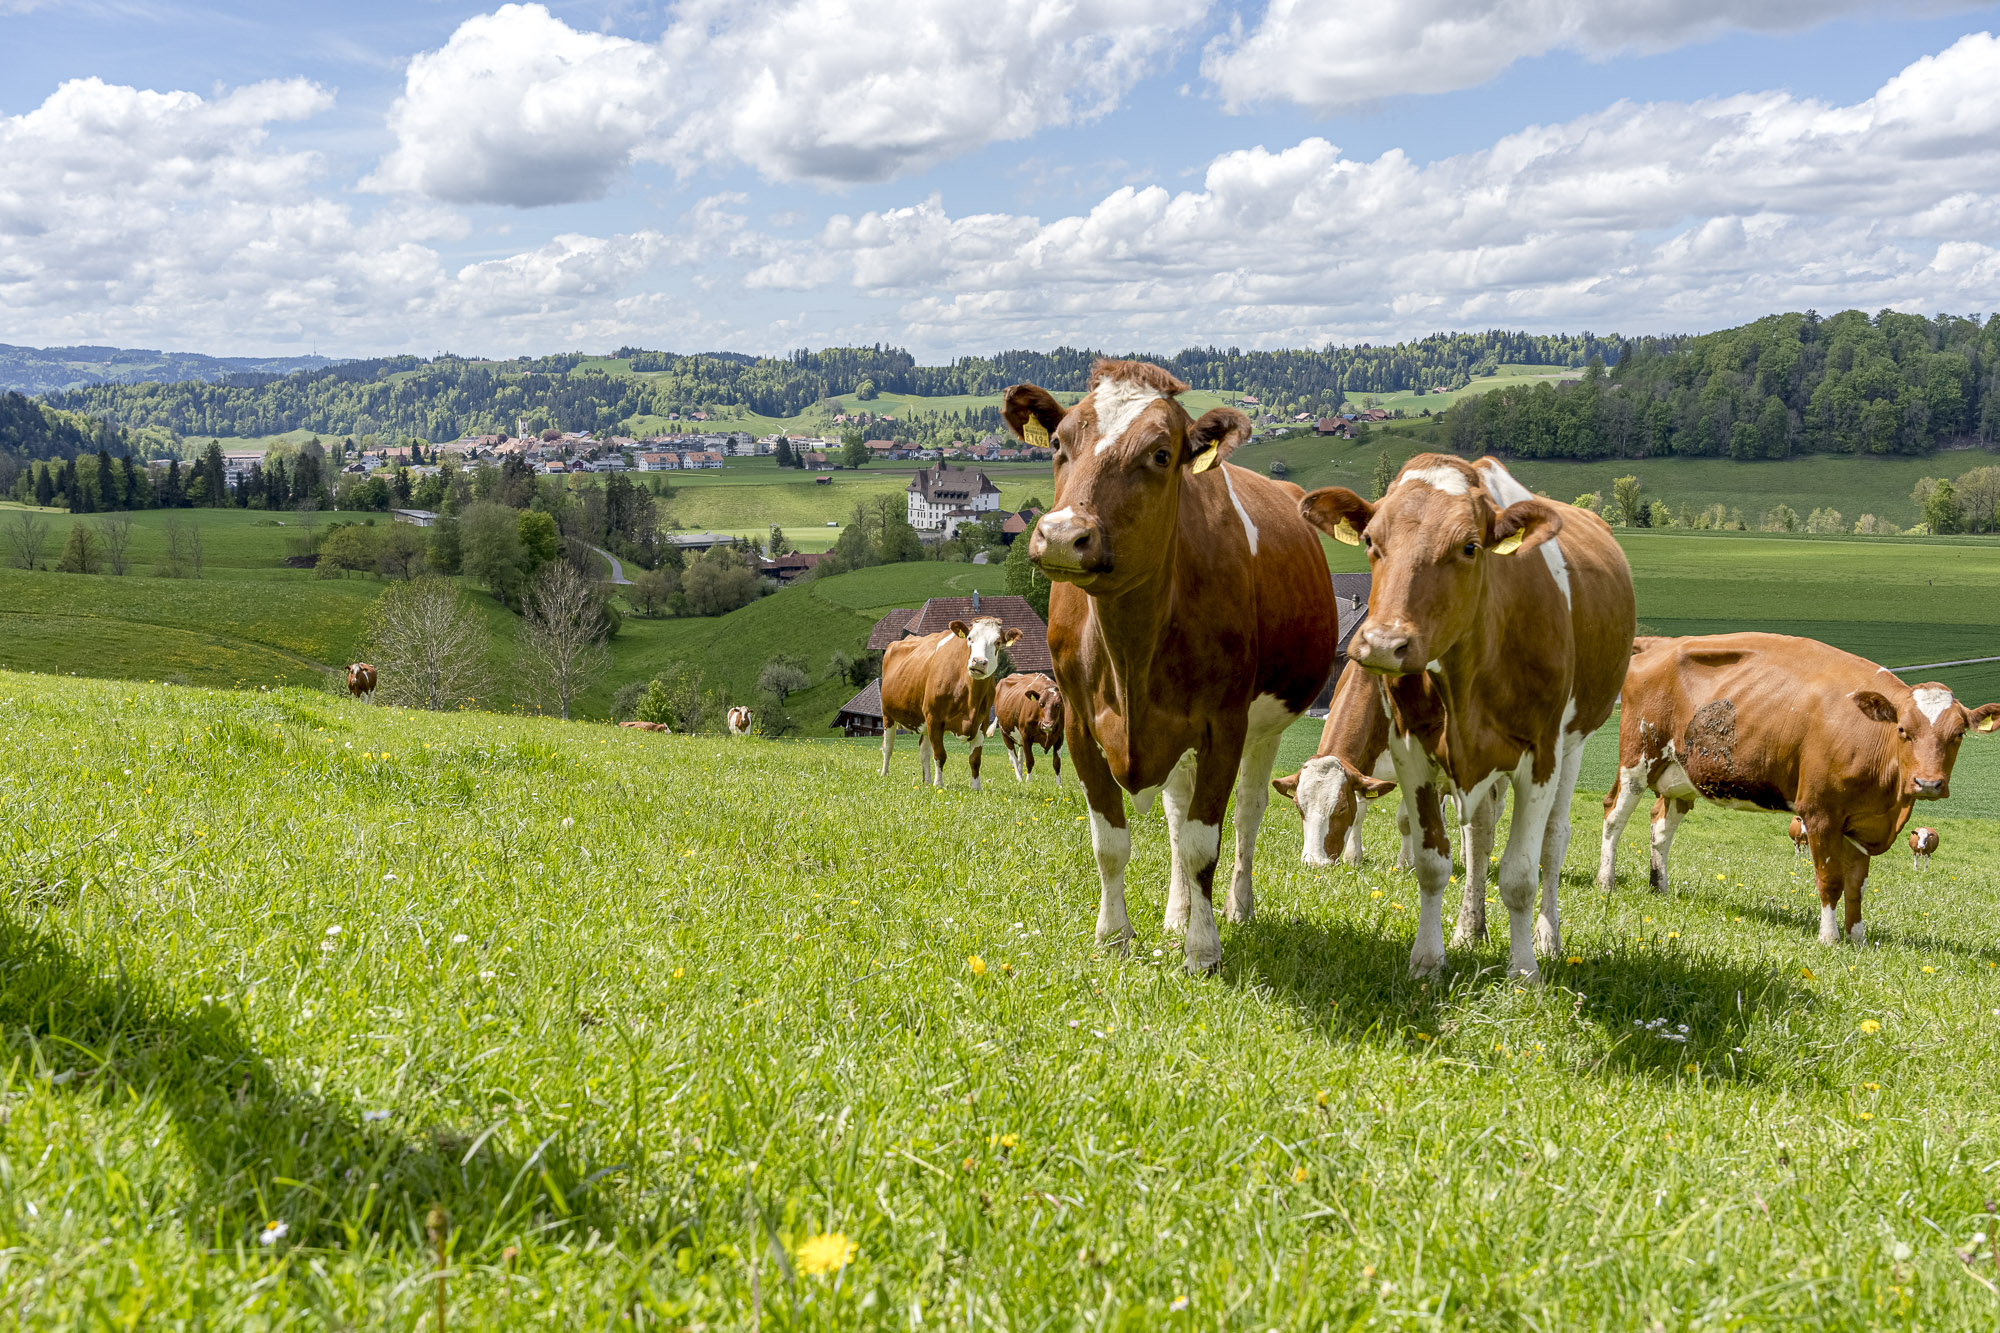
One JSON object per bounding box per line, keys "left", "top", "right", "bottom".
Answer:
{"left": 9, "top": 671, "right": 2000, "bottom": 1326}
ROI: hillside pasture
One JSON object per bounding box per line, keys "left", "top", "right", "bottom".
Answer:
{"left": 6, "top": 672, "right": 2000, "bottom": 1326}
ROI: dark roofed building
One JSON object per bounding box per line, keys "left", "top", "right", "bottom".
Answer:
{"left": 759, "top": 551, "right": 835, "bottom": 582}
{"left": 1310, "top": 572, "right": 1373, "bottom": 711}
{"left": 902, "top": 592, "right": 1051, "bottom": 674}
{"left": 834, "top": 679, "right": 885, "bottom": 736}
{"left": 907, "top": 462, "right": 1001, "bottom": 531}
{"left": 866, "top": 608, "right": 918, "bottom": 651}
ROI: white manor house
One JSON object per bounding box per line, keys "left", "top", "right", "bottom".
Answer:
{"left": 906, "top": 462, "right": 1001, "bottom": 534}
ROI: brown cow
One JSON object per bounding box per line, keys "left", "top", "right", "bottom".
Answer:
{"left": 1910, "top": 826, "right": 1940, "bottom": 869}
{"left": 1273, "top": 659, "right": 1506, "bottom": 924}
{"left": 990, "top": 673, "right": 1064, "bottom": 783}
{"left": 1007, "top": 359, "right": 1338, "bottom": 973}
{"left": 618, "top": 720, "right": 670, "bottom": 732}
{"left": 880, "top": 617, "right": 1021, "bottom": 789}
{"left": 726, "top": 706, "right": 754, "bottom": 736}
{"left": 347, "top": 663, "right": 377, "bottom": 702}
{"left": 1789, "top": 814, "right": 1808, "bottom": 856}
{"left": 1302, "top": 455, "right": 1635, "bottom": 980}
{"left": 1597, "top": 634, "right": 1999, "bottom": 944}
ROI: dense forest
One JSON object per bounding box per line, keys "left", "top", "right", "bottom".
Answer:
{"left": 1444, "top": 310, "right": 2000, "bottom": 459}
{"left": 42, "top": 330, "right": 1617, "bottom": 444}
{"left": 0, "top": 343, "right": 332, "bottom": 396}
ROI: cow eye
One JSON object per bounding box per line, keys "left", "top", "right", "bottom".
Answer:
{"left": 1153, "top": 448, "right": 1170, "bottom": 468}
{"left": 1462, "top": 540, "right": 1479, "bottom": 557}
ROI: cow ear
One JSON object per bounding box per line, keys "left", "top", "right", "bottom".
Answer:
{"left": 1004, "top": 384, "right": 1067, "bottom": 450}
{"left": 1301, "top": 488, "right": 1374, "bottom": 547}
{"left": 1272, "top": 772, "right": 1300, "bottom": 804}
{"left": 949, "top": 619, "right": 970, "bottom": 638}
{"left": 1024, "top": 689, "right": 1039, "bottom": 702}
{"left": 1967, "top": 702, "right": 2000, "bottom": 733}
{"left": 1186, "top": 408, "right": 1251, "bottom": 473}
{"left": 1338, "top": 756, "right": 1397, "bottom": 798}
{"left": 1490, "top": 498, "right": 1563, "bottom": 556}
{"left": 1851, "top": 690, "right": 1899, "bottom": 724}
{"left": 1001, "top": 628, "right": 1022, "bottom": 646}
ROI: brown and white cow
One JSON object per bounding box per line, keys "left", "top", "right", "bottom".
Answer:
{"left": 347, "top": 663, "right": 377, "bottom": 702}
{"left": 1789, "top": 814, "right": 1809, "bottom": 856}
{"left": 990, "top": 673, "right": 1064, "bottom": 783}
{"left": 1301, "top": 455, "right": 1635, "bottom": 980}
{"left": 726, "top": 706, "right": 753, "bottom": 736}
{"left": 880, "top": 617, "right": 1021, "bottom": 789}
{"left": 1597, "top": 633, "right": 1999, "bottom": 944}
{"left": 1910, "top": 826, "right": 1940, "bottom": 869}
{"left": 1007, "top": 359, "right": 1338, "bottom": 973}
{"left": 619, "top": 720, "right": 670, "bottom": 732}
{"left": 1273, "top": 659, "right": 1507, "bottom": 930}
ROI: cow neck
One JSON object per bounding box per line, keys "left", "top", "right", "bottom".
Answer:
{"left": 1083, "top": 555, "right": 1182, "bottom": 724}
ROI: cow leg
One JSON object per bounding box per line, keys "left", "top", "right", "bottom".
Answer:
{"left": 1597, "top": 762, "right": 1649, "bottom": 891}
{"left": 1408, "top": 785, "right": 1454, "bottom": 977}
{"left": 1022, "top": 741, "right": 1035, "bottom": 781}
{"left": 1002, "top": 732, "right": 1024, "bottom": 781}
{"left": 880, "top": 725, "right": 896, "bottom": 777}
{"left": 1225, "top": 720, "right": 1287, "bottom": 924}
{"left": 1648, "top": 796, "right": 1692, "bottom": 894}
{"left": 1158, "top": 751, "right": 1199, "bottom": 933}
{"left": 1179, "top": 746, "right": 1241, "bottom": 975}
{"left": 1050, "top": 744, "right": 1062, "bottom": 786}
{"left": 968, "top": 730, "right": 984, "bottom": 791}
{"left": 1534, "top": 733, "right": 1587, "bottom": 958}
{"left": 1805, "top": 818, "right": 1869, "bottom": 945}
{"left": 1395, "top": 800, "right": 1416, "bottom": 871}
{"left": 1496, "top": 756, "right": 1565, "bottom": 983}
{"left": 1070, "top": 732, "right": 1134, "bottom": 951}
{"left": 1450, "top": 780, "right": 1502, "bottom": 948}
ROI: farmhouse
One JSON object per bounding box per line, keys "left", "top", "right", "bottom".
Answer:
{"left": 907, "top": 463, "right": 1000, "bottom": 532}
{"left": 391, "top": 508, "right": 438, "bottom": 528}
{"left": 833, "top": 679, "right": 886, "bottom": 737}
{"left": 666, "top": 532, "right": 742, "bottom": 554}
{"left": 758, "top": 551, "right": 835, "bottom": 582}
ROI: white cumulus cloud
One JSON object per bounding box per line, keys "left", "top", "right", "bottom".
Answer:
{"left": 366, "top": 0, "right": 1212, "bottom": 206}
{"left": 1203, "top": 0, "right": 1985, "bottom": 112}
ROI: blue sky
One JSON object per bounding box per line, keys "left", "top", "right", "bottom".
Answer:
{"left": 4, "top": 1, "right": 2000, "bottom": 358}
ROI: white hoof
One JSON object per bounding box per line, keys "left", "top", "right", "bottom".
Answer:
{"left": 1407, "top": 944, "right": 1446, "bottom": 979}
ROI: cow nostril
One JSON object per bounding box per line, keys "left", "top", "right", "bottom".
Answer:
{"left": 1071, "top": 533, "right": 1091, "bottom": 550}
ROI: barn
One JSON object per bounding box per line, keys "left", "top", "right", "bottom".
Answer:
{"left": 1308, "top": 571, "right": 1372, "bottom": 712}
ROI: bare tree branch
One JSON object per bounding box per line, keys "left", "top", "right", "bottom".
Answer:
{"left": 516, "top": 562, "right": 609, "bottom": 721}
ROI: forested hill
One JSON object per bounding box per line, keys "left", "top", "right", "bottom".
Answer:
{"left": 40, "top": 331, "right": 1618, "bottom": 443}
{"left": 0, "top": 343, "right": 334, "bottom": 396}
{"left": 1446, "top": 309, "right": 2000, "bottom": 459}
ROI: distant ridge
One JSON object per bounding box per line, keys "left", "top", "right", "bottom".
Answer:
{"left": 0, "top": 343, "right": 339, "bottom": 396}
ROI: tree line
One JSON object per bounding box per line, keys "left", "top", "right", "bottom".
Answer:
{"left": 1442, "top": 309, "right": 2000, "bottom": 461}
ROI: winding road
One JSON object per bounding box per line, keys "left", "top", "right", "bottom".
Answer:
{"left": 591, "top": 545, "right": 634, "bottom": 585}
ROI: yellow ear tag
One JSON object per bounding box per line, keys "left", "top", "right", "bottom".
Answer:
{"left": 1981, "top": 716, "right": 2000, "bottom": 733}
{"left": 1492, "top": 530, "right": 1524, "bottom": 555}
{"left": 1023, "top": 419, "right": 1050, "bottom": 448}
{"left": 1331, "top": 518, "right": 1362, "bottom": 547}
{"left": 1190, "top": 446, "right": 1220, "bottom": 473}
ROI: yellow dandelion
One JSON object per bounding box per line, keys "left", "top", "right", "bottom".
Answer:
{"left": 1414, "top": 1032, "right": 1432, "bottom": 1042}
{"left": 1800, "top": 968, "right": 1814, "bottom": 980}
{"left": 1315, "top": 1089, "right": 1329, "bottom": 1107}
{"left": 967, "top": 955, "right": 987, "bottom": 976}
{"left": 1566, "top": 955, "right": 1583, "bottom": 965}
{"left": 1922, "top": 965, "right": 1937, "bottom": 974}
{"left": 672, "top": 967, "right": 685, "bottom": 979}
{"left": 1292, "top": 1166, "right": 1308, "bottom": 1183}
{"left": 1716, "top": 873, "right": 1726, "bottom": 881}
{"left": 1859, "top": 1019, "right": 1880, "bottom": 1033}
{"left": 1370, "top": 889, "right": 1383, "bottom": 899}
{"left": 1858, "top": 1111, "right": 1874, "bottom": 1121}
{"left": 1864, "top": 1082, "right": 1881, "bottom": 1090}
{"left": 794, "top": 1232, "right": 856, "bottom": 1276}
{"left": 1000, "top": 1133, "right": 1018, "bottom": 1149}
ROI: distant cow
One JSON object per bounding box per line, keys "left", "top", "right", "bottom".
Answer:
{"left": 1302, "top": 455, "right": 1635, "bottom": 980}
{"left": 1910, "top": 826, "right": 1939, "bottom": 869}
{"left": 1008, "top": 359, "right": 1338, "bottom": 973}
{"left": 618, "top": 720, "right": 669, "bottom": 732}
{"left": 1273, "top": 659, "right": 1506, "bottom": 933}
{"left": 991, "top": 673, "right": 1064, "bottom": 782}
{"left": 1598, "top": 633, "right": 1999, "bottom": 944}
{"left": 1789, "top": 815, "right": 1808, "bottom": 856}
{"left": 347, "top": 663, "right": 377, "bottom": 702}
{"left": 727, "top": 706, "right": 753, "bottom": 736}
{"left": 880, "top": 617, "right": 1021, "bottom": 789}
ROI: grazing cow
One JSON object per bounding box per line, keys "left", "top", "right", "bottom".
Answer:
{"left": 1910, "top": 826, "right": 1939, "bottom": 869}
{"left": 1597, "top": 633, "right": 1999, "bottom": 944}
{"left": 618, "top": 720, "right": 670, "bottom": 732}
{"left": 1301, "top": 455, "right": 1635, "bottom": 980}
{"left": 1006, "top": 359, "right": 1338, "bottom": 973}
{"left": 880, "top": 617, "right": 1021, "bottom": 789}
{"left": 1789, "top": 815, "right": 1808, "bottom": 856}
{"left": 991, "top": 673, "right": 1065, "bottom": 782}
{"left": 347, "top": 663, "right": 377, "bottom": 703}
{"left": 1273, "top": 660, "right": 1507, "bottom": 918}
{"left": 727, "top": 706, "right": 753, "bottom": 736}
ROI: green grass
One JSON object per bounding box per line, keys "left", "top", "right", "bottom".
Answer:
{"left": 9, "top": 671, "right": 2000, "bottom": 1326}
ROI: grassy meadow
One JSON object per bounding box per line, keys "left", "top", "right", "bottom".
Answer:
{"left": 8, "top": 672, "right": 2000, "bottom": 1327}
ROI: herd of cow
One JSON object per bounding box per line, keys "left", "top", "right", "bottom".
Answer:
{"left": 880, "top": 358, "right": 1996, "bottom": 978}
{"left": 345, "top": 358, "right": 1986, "bottom": 980}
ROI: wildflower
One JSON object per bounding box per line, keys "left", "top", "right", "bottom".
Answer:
{"left": 794, "top": 1232, "right": 857, "bottom": 1276}
{"left": 452, "top": 933, "right": 469, "bottom": 944}
{"left": 1315, "top": 1089, "right": 1329, "bottom": 1108}
{"left": 1716, "top": 874, "right": 1726, "bottom": 882}
{"left": 672, "top": 967, "right": 685, "bottom": 978}
{"left": 1859, "top": 1020, "right": 1881, "bottom": 1033}
{"left": 1000, "top": 1133, "right": 1018, "bottom": 1149}
{"left": 562, "top": 816, "right": 574, "bottom": 828}
{"left": 1800, "top": 968, "right": 1814, "bottom": 980}
{"left": 259, "top": 1220, "right": 288, "bottom": 1246}
{"left": 1859, "top": 1111, "right": 1875, "bottom": 1121}
{"left": 1864, "top": 1082, "right": 1881, "bottom": 1090}
{"left": 1370, "top": 889, "right": 1383, "bottom": 899}
{"left": 967, "top": 955, "right": 987, "bottom": 976}
{"left": 325, "top": 925, "right": 341, "bottom": 935}
{"left": 1667, "top": 932, "right": 1679, "bottom": 939}
{"left": 1567, "top": 956, "right": 1582, "bottom": 964}
{"left": 479, "top": 970, "right": 496, "bottom": 981}
{"left": 1169, "top": 1296, "right": 1189, "bottom": 1312}
{"left": 1293, "top": 1165, "right": 1308, "bottom": 1183}
{"left": 363, "top": 1109, "right": 391, "bottom": 1122}
{"left": 1922, "top": 965, "right": 1937, "bottom": 974}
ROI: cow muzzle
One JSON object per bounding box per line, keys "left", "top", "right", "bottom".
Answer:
{"left": 969, "top": 656, "right": 994, "bottom": 677}
{"left": 1028, "top": 510, "right": 1108, "bottom": 584}
{"left": 1914, "top": 777, "right": 1947, "bottom": 799}
{"left": 1349, "top": 620, "right": 1421, "bottom": 675}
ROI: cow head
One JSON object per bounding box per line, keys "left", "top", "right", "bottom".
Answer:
{"left": 1021, "top": 680, "right": 1064, "bottom": 733}
{"left": 1300, "top": 455, "right": 1563, "bottom": 675}
{"left": 1005, "top": 359, "right": 1250, "bottom": 596}
{"left": 952, "top": 617, "right": 1020, "bottom": 679}
{"left": 1274, "top": 756, "right": 1396, "bottom": 864}
{"left": 1851, "top": 682, "right": 2000, "bottom": 799}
